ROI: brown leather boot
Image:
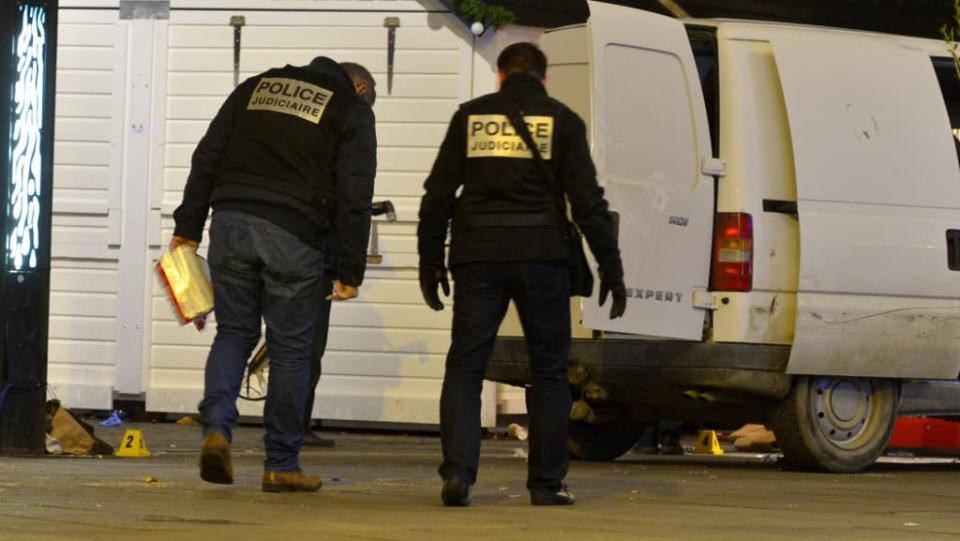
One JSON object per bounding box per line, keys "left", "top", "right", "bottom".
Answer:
{"left": 262, "top": 470, "right": 323, "bottom": 493}
{"left": 199, "top": 432, "right": 233, "bottom": 485}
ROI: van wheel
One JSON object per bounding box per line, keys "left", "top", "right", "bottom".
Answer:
{"left": 567, "top": 420, "right": 644, "bottom": 461}
{"left": 771, "top": 376, "right": 898, "bottom": 473}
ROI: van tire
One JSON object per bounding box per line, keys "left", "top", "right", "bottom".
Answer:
{"left": 771, "top": 376, "right": 898, "bottom": 473}
{"left": 567, "top": 420, "right": 644, "bottom": 461}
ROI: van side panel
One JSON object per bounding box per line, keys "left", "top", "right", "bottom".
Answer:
{"left": 712, "top": 38, "right": 799, "bottom": 345}
{"left": 773, "top": 31, "right": 960, "bottom": 379}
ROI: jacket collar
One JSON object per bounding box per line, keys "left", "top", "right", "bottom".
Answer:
{"left": 500, "top": 72, "right": 547, "bottom": 98}
{"left": 303, "top": 56, "right": 356, "bottom": 94}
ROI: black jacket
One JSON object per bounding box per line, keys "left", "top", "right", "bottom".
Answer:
{"left": 418, "top": 73, "right": 623, "bottom": 284}
{"left": 173, "top": 57, "right": 376, "bottom": 286}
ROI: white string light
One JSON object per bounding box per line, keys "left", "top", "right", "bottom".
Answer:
{"left": 7, "top": 4, "right": 46, "bottom": 272}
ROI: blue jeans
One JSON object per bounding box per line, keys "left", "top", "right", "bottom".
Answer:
{"left": 439, "top": 261, "right": 572, "bottom": 493}
{"left": 199, "top": 211, "right": 325, "bottom": 472}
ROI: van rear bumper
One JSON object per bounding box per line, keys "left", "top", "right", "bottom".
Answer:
{"left": 486, "top": 337, "right": 793, "bottom": 400}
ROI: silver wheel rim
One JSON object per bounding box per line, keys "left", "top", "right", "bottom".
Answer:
{"left": 811, "top": 378, "right": 873, "bottom": 450}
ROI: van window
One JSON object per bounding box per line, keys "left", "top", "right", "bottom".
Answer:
{"left": 600, "top": 44, "right": 701, "bottom": 190}
{"left": 686, "top": 26, "right": 720, "bottom": 157}
{"left": 933, "top": 59, "right": 960, "bottom": 166}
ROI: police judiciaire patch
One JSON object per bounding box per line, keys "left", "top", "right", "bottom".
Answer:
{"left": 247, "top": 77, "right": 333, "bottom": 124}
{"left": 466, "top": 115, "right": 554, "bottom": 160}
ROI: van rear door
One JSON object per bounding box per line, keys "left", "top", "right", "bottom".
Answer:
{"left": 580, "top": 2, "right": 715, "bottom": 340}
{"left": 772, "top": 31, "right": 960, "bottom": 378}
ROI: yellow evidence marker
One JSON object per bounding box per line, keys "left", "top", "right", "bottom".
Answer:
{"left": 115, "top": 429, "right": 152, "bottom": 458}
{"left": 693, "top": 430, "right": 724, "bottom": 456}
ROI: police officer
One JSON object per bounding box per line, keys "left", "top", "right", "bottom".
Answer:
{"left": 418, "top": 42, "right": 626, "bottom": 507}
{"left": 302, "top": 63, "right": 377, "bottom": 448}
{"left": 170, "top": 57, "right": 377, "bottom": 492}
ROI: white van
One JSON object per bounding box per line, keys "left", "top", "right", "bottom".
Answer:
{"left": 486, "top": 1, "right": 960, "bottom": 472}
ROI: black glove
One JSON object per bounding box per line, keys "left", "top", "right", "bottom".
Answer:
{"left": 599, "top": 282, "right": 627, "bottom": 320}
{"left": 420, "top": 267, "right": 450, "bottom": 311}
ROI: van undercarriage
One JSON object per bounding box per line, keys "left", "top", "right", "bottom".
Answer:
{"left": 486, "top": 337, "right": 960, "bottom": 472}
{"left": 487, "top": 336, "right": 792, "bottom": 423}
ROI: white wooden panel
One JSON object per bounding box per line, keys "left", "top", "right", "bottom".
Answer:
{"left": 49, "top": 10, "right": 123, "bottom": 408}
{"left": 57, "top": 47, "right": 114, "bottom": 70}
{"left": 51, "top": 292, "right": 117, "bottom": 318}
{"left": 56, "top": 95, "right": 113, "bottom": 118}
{"left": 148, "top": 6, "right": 492, "bottom": 425}
{"left": 56, "top": 70, "right": 114, "bottom": 95}
{"left": 54, "top": 165, "right": 111, "bottom": 190}
{"left": 373, "top": 172, "right": 439, "bottom": 197}
{"left": 166, "top": 118, "right": 441, "bottom": 152}
{"left": 147, "top": 374, "right": 445, "bottom": 425}
{"left": 165, "top": 95, "right": 457, "bottom": 122}
{"left": 49, "top": 341, "right": 117, "bottom": 366}
{"left": 51, "top": 268, "right": 117, "bottom": 293}
{"left": 55, "top": 141, "right": 112, "bottom": 166}
{"left": 48, "top": 226, "right": 112, "bottom": 247}
{"left": 60, "top": 0, "right": 119, "bottom": 8}
{"left": 376, "top": 124, "right": 447, "bottom": 148}
{"left": 170, "top": 25, "right": 458, "bottom": 49}
{"left": 313, "top": 376, "right": 442, "bottom": 424}
{"left": 47, "top": 383, "right": 113, "bottom": 410}
{"left": 55, "top": 118, "right": 112, "bottom": 143}
{"left": 52, "top": 198, "right": 108, "bottom": 215}
{"left": 169, "top": 49, "right": 459, "bottom": 75}
{"left": 377, "top": 147, "right": 440, "bottom": 172}
{"left": 49, "top": 316, "right": 117, "bottom": 342}
{"left": 167, "top": 72, "right": 459, "bottom": 98}
{"left": 52, "top": 211, "right": 112, "bottom": 229}
{"left": 166, "top": 7, "right": 444, "bottom": 27}
{"left": 58, "top": 24, "right": 118, "bottom": 47}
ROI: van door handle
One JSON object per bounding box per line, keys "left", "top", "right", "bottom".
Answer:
{"left": 763, "top": 199, "right": 798, "bottom": 215}
{"left": 947, "top": 230, "right": 960, "bottom": 271}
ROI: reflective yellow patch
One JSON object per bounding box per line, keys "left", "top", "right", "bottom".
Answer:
{"left": 247, "top": 77, "right": 334, "bottom": 124}
{"left": 466, "top": 114, "right": 553, "bottom": 160}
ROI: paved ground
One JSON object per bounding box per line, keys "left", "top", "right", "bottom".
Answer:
{"left": 0, "top": 421, "right": 958, "bottom": 541}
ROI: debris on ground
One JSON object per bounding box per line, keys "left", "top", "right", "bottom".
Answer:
{"left": 730, "top": 424, "right": 778, "bottom": 453}
{"left": 506, "top": 423, "right": 528, "bottom": 441}
{"left": 100, "top": 410, "right": 125, "bottom": 427}
{"left": 45, "top": 434, "right": 62, "bottom": 455}
{"left": 47, "top": 400, "right": 114, "bottom": 456}
{"left": 139, "top": 476, "right": 159, "bottom": 484}
{"left": 176, "top": 416, "right": 201, "bottom": 427}
{"left": 512, "top": 448, "right": 528, "bottom": 461}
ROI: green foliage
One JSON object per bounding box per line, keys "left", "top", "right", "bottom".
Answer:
{"left": 451, "top": 0, "right": 516, "bottom": 29}
{"left": 941, "top": 0, "right": 960, "bottom": 79}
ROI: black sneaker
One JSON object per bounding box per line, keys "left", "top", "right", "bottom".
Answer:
{"left": 302, "top": 429, "right": 335, "bottom": 448}
{"left": 441, "top": 477, "right": 471, "bottom": 507}
{"left": 530, "top": 485, "right": 575, "bottom": 506}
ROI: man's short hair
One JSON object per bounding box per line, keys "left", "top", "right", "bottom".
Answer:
{"left": 497, "top": 42, "right": 547, "bottom": 80}
{"left": 340, "top": 62, "right": 377, "bottom": 106}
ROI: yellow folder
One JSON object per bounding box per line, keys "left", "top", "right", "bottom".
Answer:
{"left": 156, "top": 246, "right": 214, "bottom": 324}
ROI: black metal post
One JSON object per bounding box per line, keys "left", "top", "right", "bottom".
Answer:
{"left": 0, "top": 0, "right": 58, "bottom": 454}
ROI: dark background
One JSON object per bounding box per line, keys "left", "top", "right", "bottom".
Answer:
{"left": 456, "top": 0, "right": 956, "bottom": 39}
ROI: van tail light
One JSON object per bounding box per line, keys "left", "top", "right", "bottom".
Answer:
{"left": 710, "top": 213, "right": 753, "bottom": 292}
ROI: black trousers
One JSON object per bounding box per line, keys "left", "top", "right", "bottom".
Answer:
{"left": 439, "top": 261, "right": 571, "bottom": 493}
{"left": 303, "top": 276, "right": 334, "bottom": 429}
